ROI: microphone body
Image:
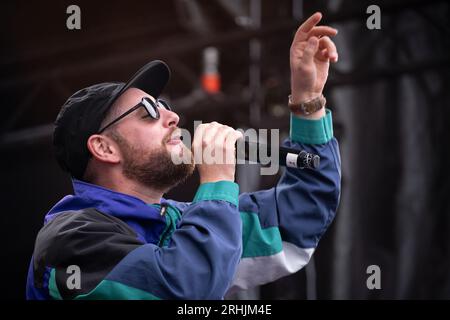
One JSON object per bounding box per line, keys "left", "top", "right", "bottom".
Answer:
{"left": 236, "top": 140, "right": 320, "bottom": 170}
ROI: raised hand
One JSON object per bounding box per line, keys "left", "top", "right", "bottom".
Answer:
{"left": 290, "top": 12, "right": 338, "bottom": 118}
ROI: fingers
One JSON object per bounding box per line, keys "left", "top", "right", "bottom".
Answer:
{"left": 192, "top": 123, "right": 205, "bottom": 164}
{"left": 318, "top": 36, "right": 338, "bottom": 62}
{"left": 292, "top": 13, "right": 338, "bottom": 57}
{"left": 202, "top": 122, "right": 221, "bottom": 148}
{"left": 193, "top": 122, "right": 219, "bottom": 163}
{"left": 223, "top": 129, "right": 243, "bottom": 153}
{"left": 293, "top": 25, "right": 337, "bottom": 49}
{"left": 212, "top": 125, "right": 234, "bottom": 150}
{"left": 213, "top": 125, "right": 242, "bottom": 164}
{"left": 193, "top": 122, "right": 208, "bottom": 149}
{"left": 193, "top": 122, "right": 241, "bottom": 165}
{"left": 292, "top": 12, "right": 320, "bottom": 43}
{"left": 308, "top": 26, "right": 338, "bottom": 39}
{"left": 300, "top": 37, "right": 320, "bottom": 65}
{"left": 297, "top": 12, "right": 322, "bottom": 35}
{"left": 295, "top": 35, "right": 338, "bottom": 63}
{"left": 212, "top": 126, "right": 233, "bottom": 163}
{"left": 192, "top": 123, "right": 205, "bottom": 149}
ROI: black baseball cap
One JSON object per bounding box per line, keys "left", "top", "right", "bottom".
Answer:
{"left": 53, "top": 60, "right": 171, "bottom": 180}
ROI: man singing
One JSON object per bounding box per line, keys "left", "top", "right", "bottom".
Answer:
{"left": 26, "top": 12, "right": 341, "bottom": 300}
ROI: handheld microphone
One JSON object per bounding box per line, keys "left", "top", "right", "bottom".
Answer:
{"left": 236, "top": 140, "right": 320, "bottom": 170}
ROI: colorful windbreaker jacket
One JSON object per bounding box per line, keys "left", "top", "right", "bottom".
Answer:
{"left": 26, "top": 110, "right": 341, "bottom": 300}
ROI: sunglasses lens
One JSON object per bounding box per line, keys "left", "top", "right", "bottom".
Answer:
{"left": 142, "top": 98, "right": 159, "bottom": 119}
{"left": 157, "top": 99, "right": 171, "bottom": 111}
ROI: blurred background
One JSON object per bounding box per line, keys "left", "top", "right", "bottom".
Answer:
{"left": 0, "top": 0, "right": 449, "bottom": 299}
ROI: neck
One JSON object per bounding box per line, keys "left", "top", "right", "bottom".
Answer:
{"left": 95, "top": 173, "right": 164, "bottom": 205}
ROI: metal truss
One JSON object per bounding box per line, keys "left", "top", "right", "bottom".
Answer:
{"left": 1, "top": 0, "right": 448, "bottom": 149}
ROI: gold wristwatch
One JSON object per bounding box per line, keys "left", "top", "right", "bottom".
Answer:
{"left": 288, "top": 94, "right": 326, "bottom": 115}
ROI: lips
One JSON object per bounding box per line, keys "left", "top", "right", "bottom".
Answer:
{"left": 167, "top": 137, "right": 182, "bottom": 145}
{"left": 166, "top": 130, "right": 182, "bottom": 145}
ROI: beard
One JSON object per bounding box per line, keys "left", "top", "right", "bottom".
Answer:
{"left": 111, "top": 130, "right": 195, "bottom": 192}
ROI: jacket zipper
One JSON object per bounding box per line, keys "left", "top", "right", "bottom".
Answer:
{"left": 158, "top": 203, "right": 172, "bottom": 247}
{"left": 160, "top": 203, "right": 167, "bottom": 216}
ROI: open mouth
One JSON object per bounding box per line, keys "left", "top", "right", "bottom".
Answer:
{"left": 166, "top": 130, "right": 183, "bottom": 145}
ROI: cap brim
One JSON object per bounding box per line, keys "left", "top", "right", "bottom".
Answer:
{"left": 122, "top": 60, "right": 171, "bottom": 98}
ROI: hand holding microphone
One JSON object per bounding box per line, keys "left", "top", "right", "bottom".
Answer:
{"left": 192, "top": 122, "right": 320, "bottom": 184}
{"left": 192, "top": 122, "right": 243, "bottom": 184}
{"left": 236, "top": 139, "right": 320, "bottom": 170}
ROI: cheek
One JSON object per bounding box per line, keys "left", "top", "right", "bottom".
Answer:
{"left": 118, "top": 119, "right": 166, "bottom": 150}
{"left": 133, "top": 126, "right": 166, "bottom": 149}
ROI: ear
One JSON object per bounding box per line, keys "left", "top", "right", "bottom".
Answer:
{"left": 87, "top": 134, "right": 121, "bottom": 164}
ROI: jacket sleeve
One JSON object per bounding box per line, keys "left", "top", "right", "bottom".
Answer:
{"left": 227, "top": 109, "right": 341, "bottom": 293}
{"left": 38, "top": 181, "right": 242, "bottom": 300}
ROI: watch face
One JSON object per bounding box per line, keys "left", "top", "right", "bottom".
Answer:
{"left": 288, "top": 94, "right": 325, "bottom": 115}
{"left": 306, "top": 99, "right": 322, "bottom": 114}
{"left": 302, "top": 104, "right": 311, "bottom": 115}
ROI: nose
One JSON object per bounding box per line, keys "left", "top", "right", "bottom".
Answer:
{"left": 160, "top": 108, "right": 180, "bottom": 128}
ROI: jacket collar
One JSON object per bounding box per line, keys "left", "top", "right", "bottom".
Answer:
{"left": 45, "top": 179, "right": 167, "bottom": 243}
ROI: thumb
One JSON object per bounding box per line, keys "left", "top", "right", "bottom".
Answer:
{"left": 301, "top": 37, "right": 319, "bottom": 64}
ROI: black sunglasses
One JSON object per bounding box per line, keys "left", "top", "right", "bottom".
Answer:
{"left": 98, "top": 97, "right": 171, "bottom": 133}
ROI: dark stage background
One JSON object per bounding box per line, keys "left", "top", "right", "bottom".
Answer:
{"left": 0, "top": 0, "right": 449, "bottom": 299}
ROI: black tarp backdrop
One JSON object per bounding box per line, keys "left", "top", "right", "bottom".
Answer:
{"left": 327, "top": 0, "right": 450, "bottom": 299}
{"left": 0, "top": 0, "right": 449, "bottom": 299}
